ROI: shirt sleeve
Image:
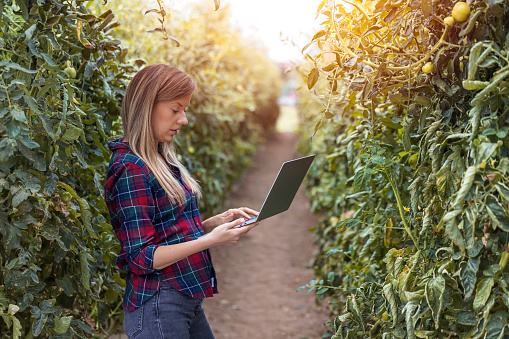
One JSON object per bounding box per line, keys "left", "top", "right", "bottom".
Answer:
{"left": 112, "top": 161, "right": 159, "bottom": 275}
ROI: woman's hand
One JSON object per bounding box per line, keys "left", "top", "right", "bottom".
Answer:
{"left": 202, "top": 207, "right": 259, "bottom": 233}
{"left": 205, "top": 217, "right": 260, "bottom": 247}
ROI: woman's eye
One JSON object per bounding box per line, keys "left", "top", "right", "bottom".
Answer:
{"left": 172, "top": 110, "right": 179, "bottom": 114}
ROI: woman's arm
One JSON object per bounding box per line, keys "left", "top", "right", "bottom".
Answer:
{"left": 153, "top": 217, "right": 259, "bottom": 270}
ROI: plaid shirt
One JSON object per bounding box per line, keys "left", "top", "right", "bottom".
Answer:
{"left": 104, "top": 139, "right": 217, "bottom": 311}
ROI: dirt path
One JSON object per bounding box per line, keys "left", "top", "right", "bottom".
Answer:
{"left": 203, "top": 132, "right": 330, "bottom": 339}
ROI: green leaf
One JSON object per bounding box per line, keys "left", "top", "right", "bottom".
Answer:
{"left": 362, "top": 24, "right": 383, "bottom": 38}
{"left": 453, "top": 166, "right": 477, "bottom": 208}
{"left": 31, "top": 312, "right": 47, "bottom": 336}
{"left": 12, "top": 316, "right": 22, "bottom": 339}
{"left": 316, "top": 287, "right": 328, "bottom": 294}
{"left": 337, "top": 219, "right": 358, "bottom": 231}
{"left": 471, "top": 69, "right": 509, "bottom": 106}
{"left": 344, "top": 57, "right": 357, "bottom": 68}
{"left": 54, "top": 316, "right": 72, "bottom": 334}
{"left": 312, "top": 117, "right": 323, "bottom": 138}
{"left": 347, "top": 296, "right": 365, "bottom": 331}
{"left": 414, "top": 96, "right": 432, "bottom": 106}
{"left": 307, "top": 68, "right": 319, "bottom": 90}
{"left": 485, "top": 311, "right": 508, "bottom": 339}
{"left": 18, "top": 137, "right": 40, "bottom": 149}
{"left": 486, "top": 195, "right": 509, "bottom": 231}
{"left": 12, "top": 190, "right": 30, "bottom": 208}
{"left": 415, "top": 331, "right": 435, "bottom": 338}
{"left": 495, "top": 183, "right": 509, "bottom": 202}
{"left": 443, "top": 210, "right": 465, "bottom": 254}
{"left": 457, "top": 311, "right": 477, "bottom": 326}
{"left": 473, "top": 277, "right": 494, "bottom": 312}
{"left": 5, "top": 62, "right": 38, "bottom": 74}
{"left": 381, "top": 118, "right": 403, "bottom": 130}
{"left": 312, "top": 30, "right": 326, "bottom": 41}
{"left": 326, "top": 249, "right": 340, "bottom": 257}
{"left": 14, "top": 0, "right": 29, "bottom": 20}
{"left": 460, "top": 256, "right": 480, "bottom": 299}
{"left": 476, "top": 143, "right": 498, "bottom": 164}
{"left": 79, "top": 251, "right": 91, "bottom": 290}
{"left": 405, "top": 300, "right": 419, "bottom": 339}
{"left": 24, "top": 24, "right": 37, "bottom": 41}
{"left": 383, "top": 280, "right": 398, "bottom": 326}
{"left": 425, "top": 273, "right": 445, "bottom": 329}
{"left": 0, "top": 138, "right": 16, "bottom": 161}
{"left": 10, "top": 104, "right": 27, "bottom": 123}
{"left": 354, "top": 167, "right": 372, "bottom": 191}
{"left": 41, "top": 53, "right": 56, "bottom": 67}
{"left": 324, "top": 110, "right": 334, "bottom": 119}
{"left": 61, "top": 124, "right": 82, "bottom": 143}
{"left": 23, "top": 95, "right": 42, "bottom": 115}
{"left": 464, "top": 207, "right": 477, "bottom": 249}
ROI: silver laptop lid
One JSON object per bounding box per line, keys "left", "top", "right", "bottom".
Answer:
{"left": 256, "top": 155, "right": 315, "bottom": 222}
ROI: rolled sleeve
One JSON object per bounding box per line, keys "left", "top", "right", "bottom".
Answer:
{"left": 113, "top": 162, "right": 159, "bottom": 275}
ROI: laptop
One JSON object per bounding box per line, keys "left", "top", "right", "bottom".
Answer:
{"left": 233, "top": 155, "right": 315, "bottom": 228}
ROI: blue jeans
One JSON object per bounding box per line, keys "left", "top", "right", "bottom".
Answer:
{"left": 123, "top": 284, "right": 215, "bottom": 339}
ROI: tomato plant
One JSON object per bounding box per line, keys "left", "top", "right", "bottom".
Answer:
{"left": 297, "top": 0, "right": 509, "bottom": 337}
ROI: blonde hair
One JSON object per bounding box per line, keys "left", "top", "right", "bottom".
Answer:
{"left": 121, "top": 63, "right": 201, "bottom": 204}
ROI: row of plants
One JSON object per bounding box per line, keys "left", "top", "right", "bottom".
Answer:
{"left": 0, "top": 0, "right": 281, "bottom": 337}
{"left": 297, "top": 0, "right": 509, "bottom": 337}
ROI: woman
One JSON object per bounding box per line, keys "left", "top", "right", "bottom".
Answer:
{"left": 104, "top": 63, "right": 260, "bottom": 338}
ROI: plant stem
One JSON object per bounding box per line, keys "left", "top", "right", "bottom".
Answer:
{"left": 386, "top": 170, "right": 419, "bottom": 248}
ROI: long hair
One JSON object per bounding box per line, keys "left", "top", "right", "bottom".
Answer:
{"left": 121, "top": 63, "right": 201, "bottom": 204}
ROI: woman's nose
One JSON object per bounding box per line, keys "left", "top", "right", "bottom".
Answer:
{"left": 178, "top": 112, "right": 188, "bottom": 125}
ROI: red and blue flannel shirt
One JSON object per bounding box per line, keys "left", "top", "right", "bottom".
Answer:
{"left": 104, "top": 138, "right": 218, "bottom": 311}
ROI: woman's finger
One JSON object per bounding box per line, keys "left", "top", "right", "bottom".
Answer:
{"left": 237, "top": 221, "right": 260, "bottom": 235}
{"left": 225, "top": 218, "right": 245, "bottom": 229}
{"left": 239, "top": 207, "right": 259, "bottom": 216}
{"left": 227, "top": 209, "right": 252, "bottom": 220}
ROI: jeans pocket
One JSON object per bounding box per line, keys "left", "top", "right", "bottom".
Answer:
{"left": 124, "top": 306, "right": 144, "bottom": 338}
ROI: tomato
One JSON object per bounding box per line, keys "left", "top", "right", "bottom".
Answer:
{"left": 422, "top": 62, "right": 434, "bottom": 74}
{"left": 452, "top": 2, "right": 470, "bottom": 23}
{"left": 408, "top": 153, "right": 419, "bottom": 166}
{"left": 62, "top": 192, "right": 73, "bottom": 203}
{"left": 444, "top": 16, "right": 455, "bottom": 26}
{"left": 64, "top": 66, "right": 77, "bottom": 78}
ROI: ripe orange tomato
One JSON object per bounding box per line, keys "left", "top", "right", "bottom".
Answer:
{"left": 422, "top": 62, "right": 434, "bottom": 74}
{"left": 444, "top": 16, "right": 455, "bottom": 26}
{"left": 452, "top": 2, "right": 470, "bottom": 23}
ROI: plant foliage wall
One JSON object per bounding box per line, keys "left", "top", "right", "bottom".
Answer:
{"left": 0, "top": 0, "right": 281, "bottom": 337}
{"left": 297, "top": 0, "right": 509, "bottom": 337}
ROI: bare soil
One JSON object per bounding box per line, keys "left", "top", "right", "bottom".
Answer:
{"left": 203, "top": 132, "right": 330, "bottom": 339}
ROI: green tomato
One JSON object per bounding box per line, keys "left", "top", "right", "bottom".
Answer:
{"left": 62, "top": 192, "right": 73, "bottom": 203}
{"left": 64, "top": 66, "right": 77, "bottom": 79}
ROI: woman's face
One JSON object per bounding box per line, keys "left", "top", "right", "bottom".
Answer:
{"left": 151, "top": 94, "right": 192, "bottom": 144}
